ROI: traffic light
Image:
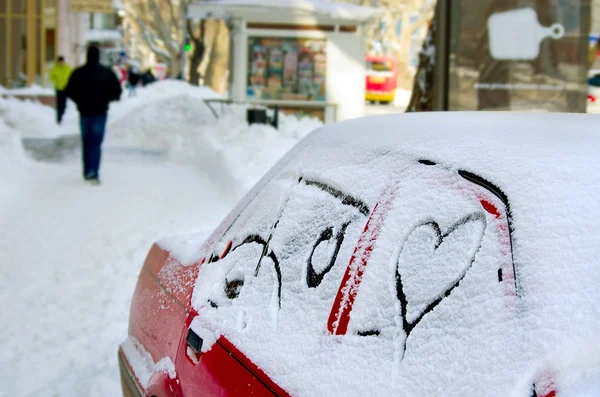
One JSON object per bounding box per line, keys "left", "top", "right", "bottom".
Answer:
{"left": 184, "top": 34, "right": 192, "bottom": 52}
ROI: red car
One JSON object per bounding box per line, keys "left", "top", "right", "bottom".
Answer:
{"left": 365, "top": 55, "right": 398, "bottom": 104}
{"left": 120, "top": 113, "right": 600, "bottom": 397}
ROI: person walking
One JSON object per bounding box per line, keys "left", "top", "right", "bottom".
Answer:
{"left": 65, "top": 46, "right": 122, "bottom": 185}
{"left": 48, "top": 56, "right": 72, "bottom": 125}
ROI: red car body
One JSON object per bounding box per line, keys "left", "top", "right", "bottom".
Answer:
{"left": 119, "top": 192, "right": 561, "bottom": 397}
{"left": 365, "top": 55, "right": 398, "bottom": 103}
{"left": 119, "top": 244, "right": 290, "bottom": 397}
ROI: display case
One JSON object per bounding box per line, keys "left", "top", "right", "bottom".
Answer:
{"left": 247, "top": 37, "right": 327, "bottom": 102}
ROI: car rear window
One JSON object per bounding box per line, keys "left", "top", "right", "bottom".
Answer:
{"left": 190, "top": 145, "right": 524, "bottom": 397}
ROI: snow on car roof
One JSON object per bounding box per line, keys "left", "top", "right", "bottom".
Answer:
{"left": 164, "top": 112, "right": 600, "bottom": 396}
{"left": 188, "top": 0, "right": 384, "bottom": 22}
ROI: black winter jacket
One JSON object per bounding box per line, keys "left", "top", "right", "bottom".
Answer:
{"left": 66, "top": 59, "right": 122, "bottom": 117}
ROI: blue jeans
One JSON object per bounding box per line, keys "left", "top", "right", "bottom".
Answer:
{"left": 80, "top": 115, "right": 107, "bottom": 179}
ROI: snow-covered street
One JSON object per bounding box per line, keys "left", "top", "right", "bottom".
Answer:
{"left": 1, "top": 157, "right": 230, "bottom": 396}
{"left": 0, "top": 82, "right": 319, "bottom": 396}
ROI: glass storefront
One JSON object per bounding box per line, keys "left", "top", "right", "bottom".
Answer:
{"left": 0, "top": 0, "right": 57, "bottom": 87}
{"left": 247, "top": 37, "right": 327, "bottom": 101}
{"left": 448, "top": 0, "right": 591, "bottom": 112}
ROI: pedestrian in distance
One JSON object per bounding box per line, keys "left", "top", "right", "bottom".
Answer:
{"left": 140, "top": 69, "right": 157, "bottom": 87}
{"left": 48, "top": 56, "right": 72, "bottom": 125}
{"left": 65, "top": 45, "right": 122, "bottom": 185}
{"left": 127, "top": 65, "right": 141, "bottom": 97}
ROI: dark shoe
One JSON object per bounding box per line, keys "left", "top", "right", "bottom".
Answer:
{"left": 84, "top": 172, "right": 100, "bottom": 185}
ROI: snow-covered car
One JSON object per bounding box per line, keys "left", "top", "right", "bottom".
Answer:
{"left": 119, "top": 112, "right": 600, "bottom": 397}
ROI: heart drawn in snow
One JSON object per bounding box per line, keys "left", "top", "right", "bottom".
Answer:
{"left": 395, "top": 212, "right": 486, "bottom": 336}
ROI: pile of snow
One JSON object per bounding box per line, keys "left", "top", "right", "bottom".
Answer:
{"left": 183, "top": 107, "right": 322, "bottom": 197}
{"left": 105, "top": 86, "right": 219, "bottom": 151}
{"left": 0, "top": 101, "right": 25, "bottom": 160}
{"left": 0, "top": 96, "right": 28, "bottom": 209}
{"left": 0, "top": 80, "right": 323, "bottom": 198}
{"left": 108, "top": 80, "right": 224, "bottom": 124}
{"left": 104, "top": 81, "right": 322, "bottom": 198}
{"left": 0, "top": 91, "right": 76, "bottom": 138}
{"left": 394, "top": 88, "right": 412, "bottom": 107}
{"left": 0, "top": 83, "right": 54, "bottom": 96}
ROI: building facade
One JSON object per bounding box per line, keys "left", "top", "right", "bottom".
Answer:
{"left": 0, "top": 0, "right": 121, "bottom": 88}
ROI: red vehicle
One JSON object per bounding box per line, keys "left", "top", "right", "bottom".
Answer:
{"left": 365, "top": 55, "right": 398, "bottom": 104}
{"left": 119, "top": 113, "right": 600, "bottom": 397}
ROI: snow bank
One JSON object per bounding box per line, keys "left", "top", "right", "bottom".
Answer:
{"left": 0, "top": 103, "right": 25, "bottom": 161}
{"left": 0, "top": 94, "right": 75, "bottom": 138}
{"left": 394, "top": 88, "right": 412, "bottom": 107}
{"left": 0, "top": 84, "right": 54, "bottom": 96}
{"left": 108, "top": 80, "right": 224, "bottom": 125}
{"left": 186, "top": 107, "right": 322, "bottom": 198}
{"left": 0, "top": 80, "right": 323, "bottom": 199}
{"left": 104, "top": 81, "right": 322, "bottom": 198}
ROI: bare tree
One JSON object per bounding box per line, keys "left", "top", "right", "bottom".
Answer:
{"left": 187, "top": 19, "right": 206, "bottom": 85}
{"left": 406, "top": 11, "right": 435, "bottom": 112}
{"left": 121, "top": 0, "right": 182, "bottom": 76}
{"left": 122, "top": 0, "right": 201, "bottom": 78}
{"left": 123, "top": 0, "right": 228, "bottom": 87}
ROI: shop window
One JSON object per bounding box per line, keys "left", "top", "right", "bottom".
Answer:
{"left": 10, "top": 17, "right": 27, "bottom": 87}
{"left": 45, "top": 28, "right": 55, "bottom": 63}
{"left": 247, "top": 37, "right": 327, "bottom": 101}
{"left": 10, "top": 0, "right": 26, "bottom": 15}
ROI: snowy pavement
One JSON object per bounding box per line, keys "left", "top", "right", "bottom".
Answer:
{"left": 0, "top": 155, "right": 232, "bottom": 396}
{"left": 0, "top": 81, "right": 320, "bottom": 396}
{"left": 364, "top": 88, "right": 411, "bottom": 116}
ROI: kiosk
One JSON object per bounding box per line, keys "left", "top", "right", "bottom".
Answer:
{"left": 188, "top": 0, "right": 383, "bottom": 122}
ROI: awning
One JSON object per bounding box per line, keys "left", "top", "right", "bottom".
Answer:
{"left": 187, "top": 0, "right": 384, "bottom": 23}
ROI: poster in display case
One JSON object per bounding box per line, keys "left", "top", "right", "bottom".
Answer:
{"left": 247, "top": 37, "right": 327, "bottom": 101}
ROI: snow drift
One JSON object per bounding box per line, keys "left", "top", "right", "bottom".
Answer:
{"left": 0, "top": 80, "right": 323, "bottom": 198}
{"left": 101, "top": 81, "right": 322, "bottom": 198}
